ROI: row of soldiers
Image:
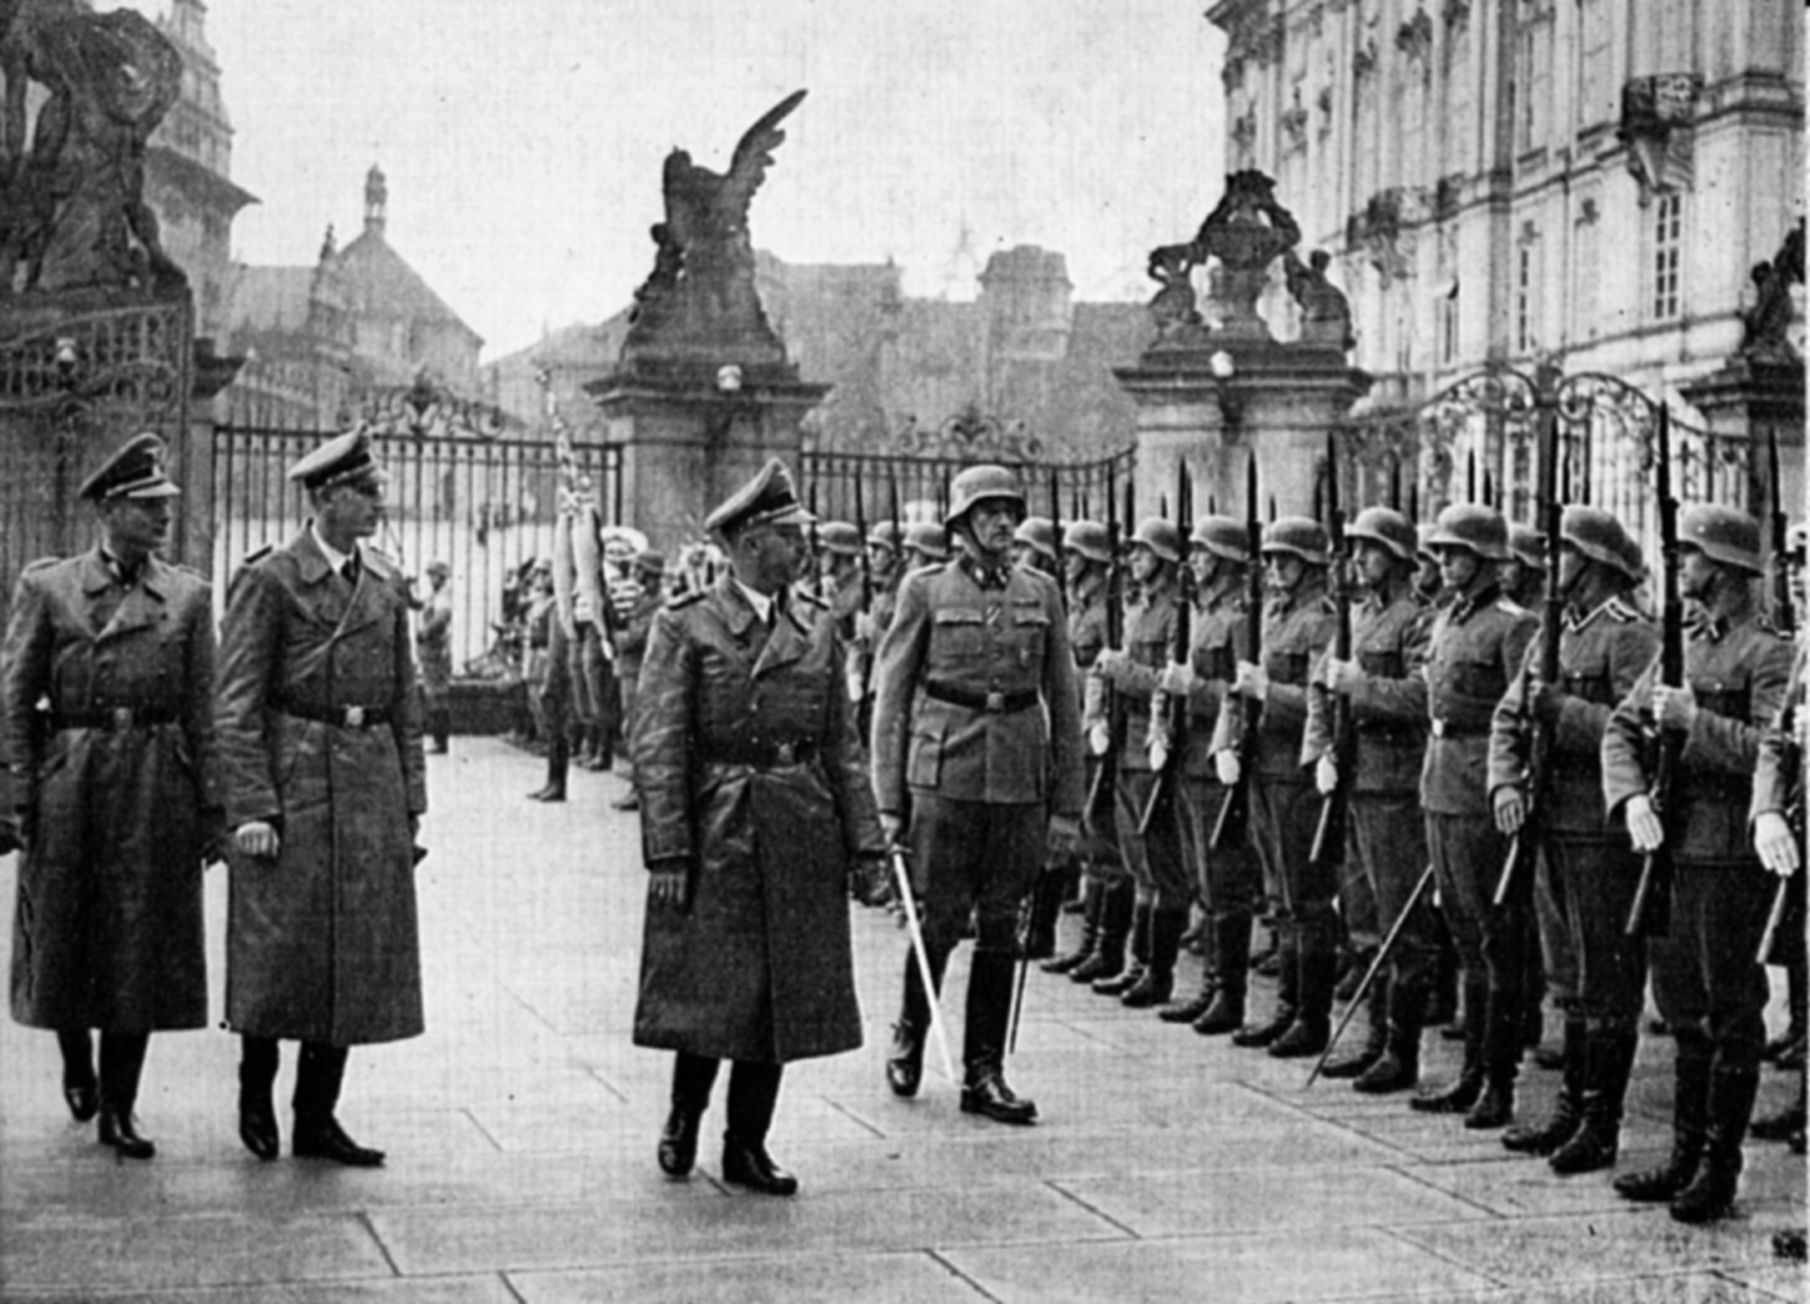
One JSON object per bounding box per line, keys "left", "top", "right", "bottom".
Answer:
{"left": 792, "top": 467, "right": 1802, "bottom": 1226}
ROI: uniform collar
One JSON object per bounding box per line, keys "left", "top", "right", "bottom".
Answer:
{"left": 1449, "top": 581, "right": 1501, "bottom": 624}
{"left": 959, "top": 553, "right": 1012, "bottom": 590}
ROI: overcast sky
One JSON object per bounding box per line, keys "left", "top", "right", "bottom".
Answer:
{"left": 115, "top": 0, "right": 1226, "bottom": 361}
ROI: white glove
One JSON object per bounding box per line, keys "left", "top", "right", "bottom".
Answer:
{"left": 1314, "top": 755, "right": 1338, "bottom": 795}
{"left": 1215, "top": 751, "right": 1242, "bottom": 786}
{"left": 1158, "top": 661, "right": 1195, "bottom": 696}
{"left": 1624, "top": 793, "right": 1665, "bottom": 853}
{"left": 1087, "top": 722, "right": 1111, "bottom": 756}
{"left": 1754, "top": 810, "right": 1801, "bottom": 876}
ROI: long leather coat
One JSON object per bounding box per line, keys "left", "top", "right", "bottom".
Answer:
{"left": 632, "top": 576, "right": 882, "bottom": 1064}
{"left": 215, "top": 529, "right": 427, "bottom": 1045}
{"left": 3, "top": 550, "right": 218, "bottom": 1031}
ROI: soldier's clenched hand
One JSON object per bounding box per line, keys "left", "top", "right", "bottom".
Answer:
{"left": 1623, "top": 794, "right": 1665, "bottom": 853}
{"left": 235, "top": 821, "right": 280, "bottom": 859}
{"left": 1314, "top": 755, "right": 1338, "bottom": 796}
{"left": 1652, "top": 683, "right": 1697, "bottom": 732}
{"left": 879, "top": 812, "right": 906, "bottom": 845}
{"left": 1157, "top": 661, "right": 1195, "bottom": 696}
{"left": 1754, "top": 810, "right": 1801, "bottom": 876}
{"left": 1214, "top": 751, "right": 1241, "bottom": 786}
{"left": 1232, "top": 659, "right": 1269, "bottom": 701}
{"left": 1493, "top": 785, "right": 1526, "bottom": 835}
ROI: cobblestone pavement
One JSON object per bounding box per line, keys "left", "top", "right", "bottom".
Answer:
{"left": 2, "top": 738, "right": 1804, "bottom": 1302}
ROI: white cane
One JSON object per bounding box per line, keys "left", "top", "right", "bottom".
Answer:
{"left": 890, "top": 842, "right": 958, "bottom": 1089}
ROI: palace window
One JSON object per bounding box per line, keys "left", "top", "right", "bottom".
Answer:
{"left": 1651, "top": 193, "right": 1683, "bottom": 321}
{"left": 1516, "top": 236, "right": 1540, "bottom": 354}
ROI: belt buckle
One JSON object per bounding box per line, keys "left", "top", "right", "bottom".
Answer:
{"left": 985, "top": 690, "right": 1005, "bottom": 712}
{"left": 111, "top": 706, "right": 133, "bottom": 730}
{"left": 344, "top": 706, "right": 366, "bottom": 728}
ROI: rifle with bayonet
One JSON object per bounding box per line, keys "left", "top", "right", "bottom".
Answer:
{"left": 1141, "top": 461, "right": 1193, "bottom": 834}
{"left": 1309, "top": 435, "right": 1350, "bottom": 870}
{"left": 1211, "top": 453, "right": 1261, "bottom": 850}
{"left": 852, "top": 474, "right": 877, "bottom": 736}
{"left": 1770, "top": 426, "right": 1795, "bottom": 636}
{"left": 1492, "top": 377, "right": 1564, "bottom": 908}
{"left": 1083, "top": 468, "right": 1130, "bottom": 837}
{"left": 1626, "top": 403, "right": 1680, "bottom": 940}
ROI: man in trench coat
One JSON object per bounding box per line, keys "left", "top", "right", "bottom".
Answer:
{"left": 2, "top": 432, "right": 219, "bottom": 1160}
{"left": 215, "top": 429, "right": 427, "bottom": 1167}
{"left": 632, "top": 459, "right": 885, "bottom": 1197}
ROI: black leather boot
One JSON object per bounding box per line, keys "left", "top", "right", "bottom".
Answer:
{"left": 887, "top": 946, "right": 946, "bottom": 1097}
{"left": 722, "top": 1062, "right": 795, "bottom": 1195}
{"left": 238, "top": 1036, "right": 281, "bottom": 1161}
{"left": 1670, "top": 1064, "right": 1759, "bottom": 1224}
{"left": 1043, "top": 880, "right": 1101, "bottom": 974}
{"left": 1354, "top": 977, "right": 1424, "bottom": 1095}
{"left": 1021, "top": 864, "right": 1069, "bottom": 962}
{"left": 1194, "top": 913, "right": 1251, "bottom": 1036}
{"left": 293, "top": 1042, "right": 384, "bottom": 1166}
{"left": 1616, "top": 1042, "right": 1711, "bottom": 1202}
{"left": 1123, "top": 907, "right": 1186, "bottom": 1009}
{"left": 1069, "top": 880, "right": 1132, "bottom": 984}
{"left": 1093, "top": 899, "right": 1152, "bottom": 996}
{"left": 1270, "top": 934, "right": 1337, "bottom": 1059}
{"left": 1503, "top": 1016, "right": 1585, "bottom": 1155}
{"left": 96, "top": 1032, "right": 154, "bottom": 1160}
{"left": 57, "top": 1029, "right": 98, "bottom": 1123}
{"left": 528, "top": 732, "right": 569, "bottom": 801}
{"left": 1234, "top": 932, "right": 1299, "bottom": 1049}
{"left": 659, "top": 1053, "right": 717, "bottom": 1176}
{"left": 961, "top": 951, "right": 1038, "bottom": 1125}
{"left": 1323, "top": 976, "right": 1389, "bottom": 1079}
{"left": 1412, "top": 976, "right": 1487, "bottom": 1113}
{"left": 1550, "top": 1023, "right": 1638, "bottom": 1176}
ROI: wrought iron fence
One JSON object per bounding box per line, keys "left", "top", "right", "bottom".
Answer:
{"left": 212, "top": 423, "right": 620, "bottom": 672}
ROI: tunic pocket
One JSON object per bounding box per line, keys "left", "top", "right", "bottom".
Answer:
{"left": 907, "top": 719, "right": 945, "bottom": 789}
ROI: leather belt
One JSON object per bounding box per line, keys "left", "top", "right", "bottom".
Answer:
{"left": 276, "top": 697, "right": 392, "bottom": 729}
{"left": 924, "top": 681, "right": 1040, "bottom": 714}
{"left": 50, "top": 706, "right": 178, "bottom": 732}
{"left": 703, "top": 739, "right": 818, "bottom": 768}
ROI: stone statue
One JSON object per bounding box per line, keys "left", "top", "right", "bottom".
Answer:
{"left": 1145, "top": 170, "right": 1301, "bottom": 344}
{"left": 622, "top": 89, "right": 806, "bottom": 364}
{"left": 1284, "top": 248, "right": 1356, "bottom": 352}
{"left": 0, "top": 0, "right": 187, "bottom": 297}
{"left": 1740, "top": 220, "right": 1804, "bottom": 364}
{"left": 1145, "top": 242, "right": 1204, "bottom": 343}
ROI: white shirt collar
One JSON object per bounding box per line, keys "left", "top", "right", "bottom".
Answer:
{"left": 309, "top": 522, "right": 359, "bottom": 574}
{"left": 734, "top": 578, "right": 774, "bottom": 623}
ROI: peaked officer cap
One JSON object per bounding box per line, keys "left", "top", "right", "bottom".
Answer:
{"left": 79, "top": 431, "right": 180, "bottom": 501}
{"left": 1678, "top": 503, "right": 1763, "bottom": 575}
{"left": 705, "top": 459, "right": 815, "bottom": 537}
{"left": 289, "top": 428, "right": 385, "bottom": 492}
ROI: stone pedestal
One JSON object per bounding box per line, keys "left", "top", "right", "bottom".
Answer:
{"left": 1680, "top": 355, "right": 1804, "bottom": 517}
{"left": 585, "top": 363, "right": 829, "bottom": 556}
{"left": 1114, "top": 339, "right": 1370, "bottom": 522}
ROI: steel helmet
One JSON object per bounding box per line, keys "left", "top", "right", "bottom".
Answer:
{"left": 1131, "top": 516, "right": 1184, "bottom": 564}
{"left": 816, "top": 521, "right": 862, "bottom": 556}
{"left": 1261, "top": 516, "right": 1331, "bottom": 566}
{"left": 1426, "top": 503, "right": 1510, "bottom": 561}
{"left": 1014, "top": 515, "right": 1059, "bottom": 560}
{"left": 866, "top": 520, "right": 903, "bottom": 551}
{"left": 1560, "top": 506, "right": 1644, "bottom": 581}
{"left": 904, "top": 521, "right": 951, "bottom": 562}
{"left": 1508, "top": 523, "right": 1547, "bottom": 570}
{"left": 1345, "top": 507, "right": 1417, "bottom": 563}
{"left": 1190, "top": 514, "right": 1248, "bottom": 563}
{"left": 1062, "top": 520, "right": 1113, "bottom": 565}
{"left": 1678, "top": 503, "right": 1763, "bottom": 575}
{"left": 1416, "top": 523, "right": 1439, "bottom": 563}
{"left": 945, "top": 464, "right": 1026, "bottom": 528}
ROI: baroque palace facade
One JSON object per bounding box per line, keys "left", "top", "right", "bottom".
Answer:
{"left": 1207, "top": 0, "right": 1804, "bottom": 411}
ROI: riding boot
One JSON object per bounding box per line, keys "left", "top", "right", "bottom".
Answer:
{"left": 1412, "top": 975, "right": 1487, "bottom": 1113}
{"left": 1503, "top": 1016, "right": 1585, "bottom": 1155}
{"left": 723, "top": 1061, "right": 797, "bottom": 1195}
{"left": 1616, "top": 1039, "right": 1712, "bottom": 1202}
{"left": 238, "top": 1035, "right": 281, "bottom": 1161}
{"left": 528, "top": 731, "right": 568, "bottom": 801}
{"left": 1093, "top": 898, "right": 1151, "bottom": 996}
{"left": 1270, "top": 934, "right": 1337, "bottom": 1059}
{"left": 96, "top": 1032, "right": 154, "bottom": 1159}
{"left": 1233, "top": 930, "right": 1299, "bottom": 1049}
{"left": 659, "top": 1052, "right": 718, "bottom": 1177}
{"left": 960, "top": 951, "right": 1038, "bottom": 1124}
{"left": 1323, "top": 975, "right": 1389, "bottom": 1079}
{"left": 1160, "top": 920, "right": 1221, "bottom": 1024}
{"left": 1044, "top": 882, "right": 1102, "bottom": 975}
{"left": 1021, "top": 866, "right": 1068, "bottom": 962}
{"left": 1069, "top": 880, "right": 1132, "bottom": 984}
{"left": 1550, "top": 1021, "right": 1639, "bottom": 1176}
{"left": 1670, "top": 1064, "right": 1760, "bottom": 1224}
{"left": 1194, "top": 913, "right": 1252, "bottom": 1036}
{"left": 293, "top": 1042, "right": 384, "bottom": 1166}
{"left": 1123, "top": 907, "right": 1186, "bottom": 1009}
{"left": 1464, "top": 981, "right": 1522, "bottom": 1129}
{"left": 57, "top": 1028, "right": 98, "bottom": 1122}
{"left": 1354, "top": 974, "right": 1424, "bottom": 1094}
{"left": 887, "top": 945, "right": 948, "bottom": 1098}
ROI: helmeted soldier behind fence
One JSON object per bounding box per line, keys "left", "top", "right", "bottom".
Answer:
{"left": 1411, "top": 503, "right": 1539, "bottom": 1128}
{"left": 1044, "top": 520, "right": 1131, "bottom": 982}
{"left": 1016, "top": 513, "right": 1075, "bottom": 961}
{"left": 1302, "top": 506, "right": 1436, "bottom": 1092}
{"left": 414, "top": 559, "right": 454, "bottom": 754}
{"left": 632, "top": 459, "right": 885, "bottom": 1197}
{"left": 871, "top": 464, "right": 1084, "bottom": 1125}
{"left": 1153, "top": 514, "right": 1263, "bottom": 1034}
{"left": 1489, "top": 507, "right": 1657, "bottom": 1172}
{"left": 1214, "top": 516, "right": 1340, "bottom": 1058}
{"left": 816, "top": 520, "right": 864, "bottom": 643}
{"left": 2, "top": 433, "right": 220, "bottom": 1161}
{"left": 1603, "top": 503, "right": 1793, "bottom": 1224}
{"left": 1088, "top": 517, "right": 1193, "bottom": 1010}
{"left": 1012, "top": 516, "right": 1059, "bottom": 579}
{"left": 216, "top": 428, "right": 427, "bottom": 1168}
{"left": 902, "top": 521, "right": 951, "bottom": 569}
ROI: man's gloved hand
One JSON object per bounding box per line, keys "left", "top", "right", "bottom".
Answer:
{"left": 1755, "top": 810, "right": 1801, "bottom": 877}
{"left": 236, "top": 820, "right": 280, "bottom": 859}
{"left": 1319, "top": 657, "right": 1359, "bottom": 694}
{"left": 879, "top": 812, "right": 906, "bottom": 845}
{"left": 851, "top": 853, "right": 892, "bottom": 906}
{"left": 1093, "top": 648, "right": 1130, "bottom": 685}
{"left": 1214, "top": 751, "right": 1242, "bottom": 787}
{"left": 648, "top": 859, "right": 696, "bottom": 909}
{"left": 1624, "top": 793, "right": 1665, "bottom": 853}
{"left": 1232, "top": 659, "right": 1270, "bottom": 702}
{"left": 1653, "top": 683, "right": 1698, "bottom": 733}
{"left": 1314, "top": 755, "right": 1338, "bottom": 796}
{"left": 1157, "top": 661, "right": 1196, "bottom": 696}
{"left": 1493, "top": 785, "right": 1527, "bottom": 835}
{"left": 1087, "top": 721, "right": 1112, "bottom": 756}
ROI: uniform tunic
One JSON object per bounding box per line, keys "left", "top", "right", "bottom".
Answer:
{"left": 4, "top": 551, "right": 218, "bottom": 1031}
{"left": 1069, "top": 578, "right": 1122, "bottom": 877}
{"left": 215, "top": 530, "right": 427, "bottom": 1046}
{"left": 1180, "top": 580, "right": 1260, "bottom": 918}
{"left": 632, "top": 578, "right": 882, "bottom": 1063}
{"left": 415, "top": 586, "right": 453, "bottom": 707}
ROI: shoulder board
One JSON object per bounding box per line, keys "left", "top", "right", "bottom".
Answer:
{"left": 665, "top": 589, "right": 708, "bottom": 610}
{"left": 1604, "top": 596, "right": 1640, "bottom": 623}
{"left": 22, "top": 555, "right": 59, "bottom": 574}
{"left": 795, "top": 590, "right": 828, "bottom": 611}
{"left": 242, "top": 544, "right": 275, "bottom": 566}
{"left": 1495, "top": 598, "right": 1529, "bottom": 617}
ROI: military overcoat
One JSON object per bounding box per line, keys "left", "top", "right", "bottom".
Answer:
{"left": 632, "top": 577, "right": 883, "bottom": 1063}
{"left": 3, "top": 550, "right": 218, "bottom": 1031}
{"left": 215, "top": 529, "right": 427, "bottom": 1045}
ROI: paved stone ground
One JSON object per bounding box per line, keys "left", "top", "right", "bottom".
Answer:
{"left": 1, "top": 737, "right": 1804, "bottom": 1302}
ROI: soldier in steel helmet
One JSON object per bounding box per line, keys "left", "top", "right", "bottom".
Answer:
{"left": 1490, "top": 507, "right": 1658, "bottom": 1173}
{"left": 1603, "top": 503, "right": 1793, "bottom": 1224}
{"left": 1503, "top": 523, "right": 1548, "bottom": 610}
{"left": 1411, "top": 503, "right": 1538, "bottom": 1129}
{"left": 1303, "top": 506, "right": 1436, "bottom": 1091}
{"left": 1016, "top": 513, "right": 1077, "bottom": 961}
{"left": 871, "top": 464, "right": 1083, "bottom": 1125}
{"left": 1152, "top": 514, "right": 1263, "bottom": 1033}
{"left": 903, "top": 521, "right": 951, "bottom": 569}
{"left": 1044, "top": 519, "right": 1133, "bottom": 983}
{"left": 1214, "top": 516, "right": 1340, "bottom": 1057}
{"left": 814, "top": 521, "right": 865, "bottom": 644}
{"left": 1012, "top": 516, "right": 1060, "bottom": 580}
{"left": 1088, "top": 517, "right": 1193, "bottom": 1009}
{"left": 1414, "top": 524, "right": 1447, "bottom": 609}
